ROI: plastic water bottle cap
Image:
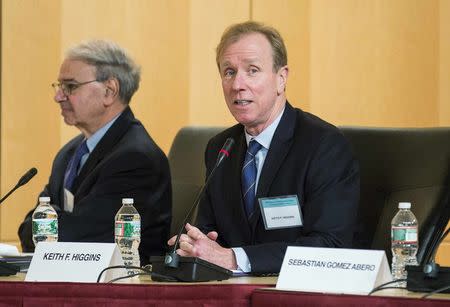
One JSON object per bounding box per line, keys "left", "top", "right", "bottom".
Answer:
{"left": 122, "top": 198, "right": 134, "bottom": 205}
{"left": 398, "top": 202, "right": 411, "bottom": 209}
{"left": 39, "top": 196, "right": 51, "bottom": 203}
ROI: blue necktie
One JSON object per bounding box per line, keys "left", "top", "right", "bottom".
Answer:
{"left": 64, "top": 140, "right": 89, "bottom": 191}
{"left": 242, "top": 140, "right": 262, "bottom": 218}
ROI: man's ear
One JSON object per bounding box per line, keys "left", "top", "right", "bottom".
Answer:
{"left": 104, "top": 78, "right": 120, "bottom": 102}
{"left": 277, "top": 65, "right": 289, "bottom": 95}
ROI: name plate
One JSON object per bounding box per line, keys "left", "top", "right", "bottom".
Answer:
{"left": 277, "top": 246, "right": 392, "bottom": 294}
{"left": 25, "top": 242, "right": 125, "bottom": 283}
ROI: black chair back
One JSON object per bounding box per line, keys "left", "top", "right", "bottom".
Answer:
{"left": 168, "top": 126, "right": 224, "bottom": 234}
{"left": 168, "top": 125, "right": 450, "bottom": 265}
{"left": 341, "top": 127, "right": 450, "bottom": 264}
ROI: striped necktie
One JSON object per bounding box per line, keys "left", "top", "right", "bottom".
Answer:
{"left": 242, "top": 140, "right": 262, "bottom": 218}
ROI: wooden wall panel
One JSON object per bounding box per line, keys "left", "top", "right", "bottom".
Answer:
{"left": 252, "top": 0, "right": 310, "bottom": 111}
{"left": 309, "top": 0, "right": 439, "bottom": 127}
{"left": 1, "top": 0, "right": 61, "bottom": 243}
{"left": 188, "top": 0, "right": 249, "bottom": 126}
{"left": 439, "top": 0, "right": 450, "bottom": 126}
{"left": 436, "top": 238, "right": 450, "bottom": 266}
{"left": 1, "top": 0, "right": 448, "bottom": 264}
{"left": 60, "top": 0, "right": 190, "bottom": 153}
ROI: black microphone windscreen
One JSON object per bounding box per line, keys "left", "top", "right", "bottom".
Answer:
{"left": 17, "top": 167, "right": 38, "bottom": 187}
{"left": 222, "top": 137, "right": 235, "bottom": 152}
{"left": 216, "top": 138, "right": 235, "bottom": 166}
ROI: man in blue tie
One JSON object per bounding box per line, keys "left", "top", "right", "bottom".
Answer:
{"left": 169, "top": 21, "right": 360, "bottom": 274}
{"left": 19, "top": 40, "right": 172, "bottom": 265}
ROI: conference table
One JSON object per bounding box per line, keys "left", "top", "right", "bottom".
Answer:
{"left": 0, "top": 273, "right": 449, "bottom": 306}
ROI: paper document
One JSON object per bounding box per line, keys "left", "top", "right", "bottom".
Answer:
{"left": 0, "top": 243, "right": 20, "bottom": 256}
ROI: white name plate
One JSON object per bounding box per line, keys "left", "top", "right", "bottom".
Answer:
{"left": 25, "top": 242, "right": 125, "bottom": 283}
{"left": 277, "top": 246, "right": 392, "bottom": 295}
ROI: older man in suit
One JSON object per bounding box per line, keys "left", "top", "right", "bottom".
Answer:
{"left": 169, "top": 21, "right": 360, "bottom": 274}
{"left": 19, "top": 40, "right": 171, "bottom": 265}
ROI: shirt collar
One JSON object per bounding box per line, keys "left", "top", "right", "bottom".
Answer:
{"left": 244, "top": 106, "right": 285, "bottom": 150}
{"left": 85, "top": 113, "right": 121, "bottom": 152}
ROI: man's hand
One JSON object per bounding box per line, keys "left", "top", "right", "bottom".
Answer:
{"left": 167, "top": 223, "right": 237, "bottom": 270}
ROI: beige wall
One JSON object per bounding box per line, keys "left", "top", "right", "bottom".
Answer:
{"left": 1, "top": 0, "right": 62, "bottom": 246}
{"left": 189, "top": 0, "right": 248, "bottom": 126}
{"left": 440, "top": 0, "right": 450, "bottom": 126}
{"left": 309, "top": 0, "right": 439, "bottom": 126}
{"left": 1, "top": 0, "right": 449, "bottom": 263}
{"left": 253, "top": 0, "right": 311, "bottom": 111}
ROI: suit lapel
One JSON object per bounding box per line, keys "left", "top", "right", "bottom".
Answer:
{"left": 71, "top": 107, "right": 134, "bottom": 195}
{"left": 249, "top": 103, "right": 297, "bottom": 228}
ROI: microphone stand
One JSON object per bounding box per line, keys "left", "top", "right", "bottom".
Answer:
{"left": 165, "top": 158, "right": 225, "bottom": 269}
{"left": 0, "top": 168, "right": 38, "bottom": 276}
{"left": 406, "top": 227, "right": 450, "bottom": 293}
{"left": 0, "top": 168, "right": 38, "bottom": 204}
{"left": 150, "top": 138, "right": 235, "bottom": 282}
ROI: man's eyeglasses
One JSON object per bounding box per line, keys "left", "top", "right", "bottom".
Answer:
{"left": 51, "top": 80, "right": 98, "bottom": 96}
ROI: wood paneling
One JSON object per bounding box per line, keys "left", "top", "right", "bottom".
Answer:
{"left": 1, "top": 0, "right": 448, "bottom": 263}
{"left": 436, "top": 237, "right": 450, "bottom": 266}
{"left": 1, "top": 0, "right": 61, "bottom": 243}
{"left": 439, "top": 0, "right": 450, "bottom": 126}
{"left": 309, "top": 0, "right": 438, "bottom": 126}
{"left": 253, "top": 0, "right": 310, "bottom": 111}
{"left": 188, "top": 0, "right": 248, "bottom": 126}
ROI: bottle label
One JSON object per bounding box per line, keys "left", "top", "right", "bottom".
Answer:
{"left": 33, "top": 219, "right": 58, "bottom": 235}
{"left": 115, "top": 221, "right": 140, "bottom": 238}
{"left": 391, "top": 226, "right": 418, "bottom": 243}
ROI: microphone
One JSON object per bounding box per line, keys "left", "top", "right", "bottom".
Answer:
{"left": 423, "top": 228, "right": 450, "bottom": 278}
{"left": 407, "top": 227, "right": 450, "bottom": 293}
{"left": 0, "top": 167, "right": 38, "bottom": 277}
{"left": 215, "top": 137, "right": 234, "bottom": 166}
{"left": 151, "top": 138, "right": 235, "bottom": 282}
{"left": 0, "top": 167, "right": 38, "bottom": 204}
{"left": 406, "top": 171, "right": 450, "bottom": 293}
{"left": 166, "top": 137, "right": 234, "bottom": 268}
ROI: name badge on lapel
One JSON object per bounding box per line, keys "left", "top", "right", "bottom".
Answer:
{"left": 258, "top": 195, "right": 303, "bottom": 230}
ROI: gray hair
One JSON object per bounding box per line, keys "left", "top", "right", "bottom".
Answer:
{"left": 66, "top": 40, "right": 141, "bottom": 104}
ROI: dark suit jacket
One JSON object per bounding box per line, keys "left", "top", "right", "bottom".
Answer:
{"left": 196, "top": 102, "right": 360, "bottom": 274}
{"left": 18, "top": 107, "right": 172, "bottom": 265}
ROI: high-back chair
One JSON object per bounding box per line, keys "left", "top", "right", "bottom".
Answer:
{"left": 341, "top": 127, "right": 450, "bottom": 264}
{"left": 168, "top": 126, "right": 450, "bottom": 265}
{"left": 168, "top": 126, "right": 224, "bottom": 235}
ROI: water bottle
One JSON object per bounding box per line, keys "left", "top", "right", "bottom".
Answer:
{"left": 391, "top": 202, "right": 419, "bottom": 286}
{"left": 32, "top": 196, "right": 58, "bottom": 246}
{"left": 115, "top": 198, "right": 141, "bottom": 274}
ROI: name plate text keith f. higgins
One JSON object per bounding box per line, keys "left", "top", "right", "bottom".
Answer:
{"left": 25, "top": 242, "right": 125, "bottom": 282}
